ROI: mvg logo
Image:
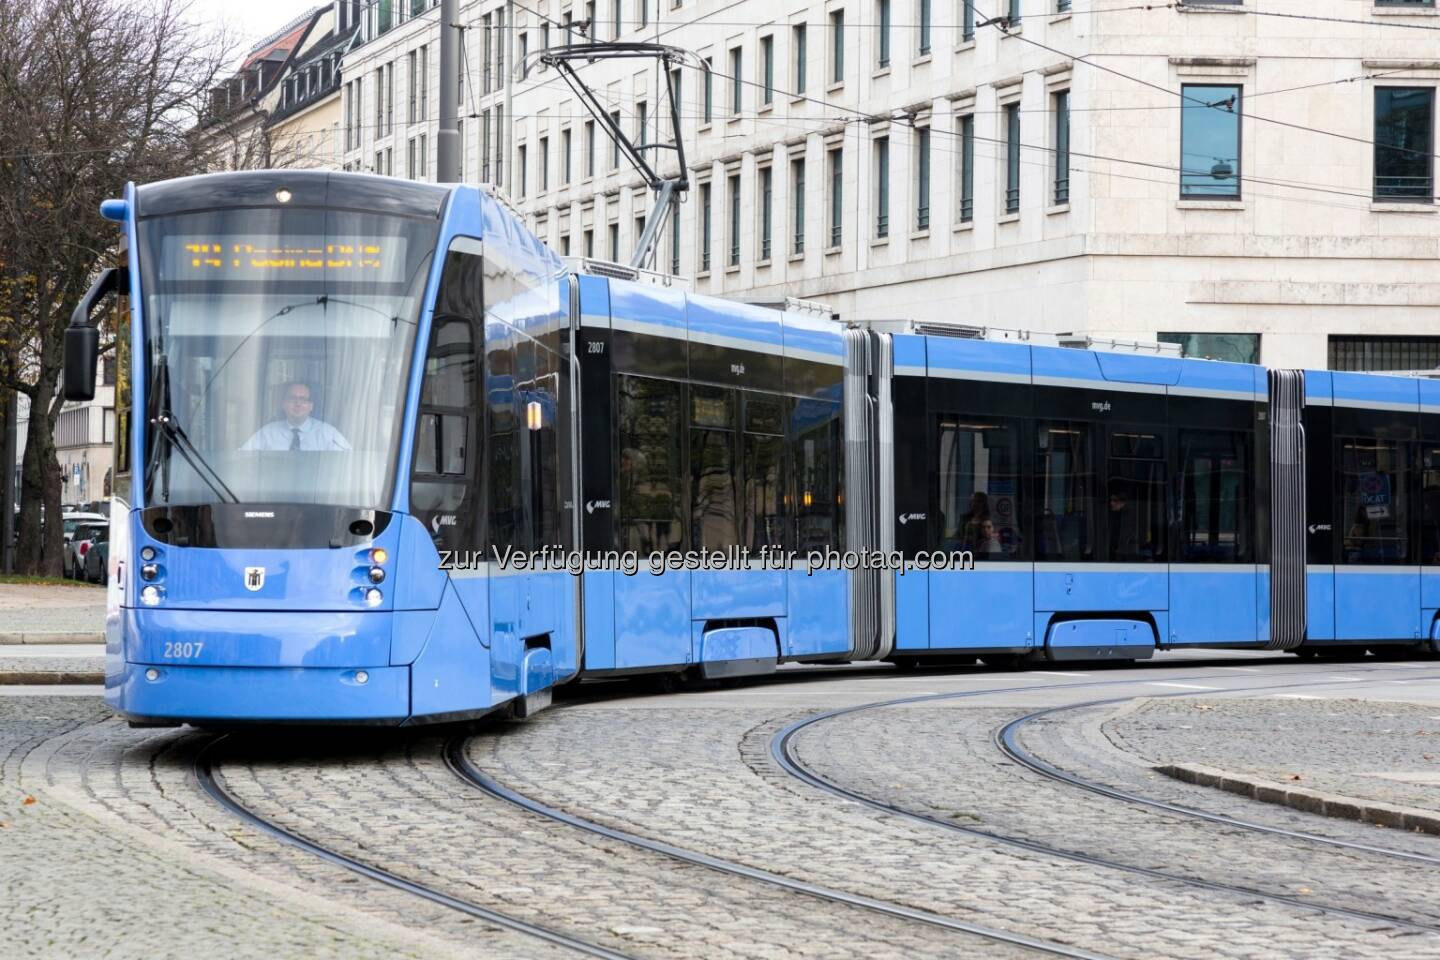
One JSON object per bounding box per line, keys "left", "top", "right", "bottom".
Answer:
{"left": 730, "top": 362, "right": 746, "bottom": 376}
{"left": 898, "top": 512, "right": 927, "bottom": 526}
{"left": 586, "top": 500, "right": 612, "bottom": 514}
{"left": 1090, "top": 401, "right": 1112, "bottom": 414}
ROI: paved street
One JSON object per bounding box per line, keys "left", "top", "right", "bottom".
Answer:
{"left": 3, "top": 645, "right": 1440, "bottom": 958}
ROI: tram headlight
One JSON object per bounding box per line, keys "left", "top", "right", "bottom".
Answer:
{"left": 141, "top": 563, "right": 159, "bottom": 581}
{"left": 368, "top": 566, "right": 385, "bottom": 584}
{"left": 140, "top": 585, "right": 162, "bottom": 606}
{"left": 370, "top": 547, "right": 388, "bottom": 565}
{"left": 140, "top": 546, "right": 157, "bottom": 562}
{"left": 355, "top": 670, "right": 369, "bottom": 685}
{"left": 364, "top": 587, "right": 383, "bottom": 607}
{"left": 275, "top": 187, "right": 293, "bottom": 204}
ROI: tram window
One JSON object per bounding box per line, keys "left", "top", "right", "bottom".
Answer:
{"left": 792, "top": 397, "right": 841, "bottom": 552}
{"left": 743, "top": 393, "right": 787, "bottom": 551}
{"left": 529, "top": 343, "right": 562, "bottom": 548}
{"left": 936, "top": 416, "right": 1022, "bottom": 560}
{"left": 1421, "top": 445, "right": 1440, "bottom": 565}
{"left": 487, "top": 321, "right": 521, "bottom": 552}
{"left": 617, "top": 375, "right": 684, "bottom": 554}
{"left": 412, "top": 247, "right": 482, "bottom": 549}
{"left": 691, "top": 385, "right": 738, "bottom": 550}
{"left": 1035, "top": 422, "right": 1094, "bottom": 562}
{"left": 1178, "top": 430, "right": 1250, "bottom": 563}
{"left": 1339, "top": 437, "right": 1411, "bottom": 565}
{"left": 1108, "top": 427, "right": 1166, "bottom": 562}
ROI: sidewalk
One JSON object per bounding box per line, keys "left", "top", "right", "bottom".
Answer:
{"left": 0, "top": 582, "right": 106, "bottom": 644}
{"left": 1106, "top": 695, "right": 1440, "bottom": 832}
{"left": 0, "top": 583, "right": 106, "bottom": 685}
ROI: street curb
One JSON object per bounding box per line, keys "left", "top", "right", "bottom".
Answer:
{"left": 0, "top": 633, "right": 105, "bottom": 645}
{"left": 0, "top": 670, "right": 105, "bottom": 685}
{"left": 1156, "top": 762, "right": 1440, "bottom": 837}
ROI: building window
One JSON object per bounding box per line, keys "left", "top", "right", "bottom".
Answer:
{"left": 518, "top": 144, "right": 527, "bottom": 197}
{"left": 874, "top": 136, "right": 890, "bottom": 238}
{"left": 407, "top": 50, "right": 418, "bottom": 123}
{"left": 730, "top": 47, "right": 743, "bottom": 115}
{"left": 541, "top": 23, "right": 550, "bottom": 57}
{"left": 915, "top": 126, "right": 930, "bottom": 230}
{"left": 761, "top": 36, "right": 774, "bottom": 106}
{"left": 519, "top": 32, "right": 529, "bottom": 79}
{"left": 639, "top": 0, "right": 648, "bottom": 28}
{"left": 610, "top": 110, "right": 622, "bottom": 168}
{"left": 699, "top": 181, "right": 712, "bottom": 271}
{"left": 1374, "top": 87, "right": 1434, "bottom": 201}
{"left": 876, "top": 0, "right": 890, "bottom": 68}
{"left": 759, "top": 165, "right": 773, "bottom": 260}
{"left": 918, "top": 0, "right": 932, "bottom": 55}
{"left": 1180, "top": 84, "right": 1241, "bottom": 199}
{"left": 408, "top": 136, "right": 418, "bottom": 179}
{"left": 1008, "top": 0, "right": 1020, "bottom": 22}
{"left": 961, "top": 0, "right": 974, "bottom": 41}
{"left": 1053, "top": 90, "right": 1070, "bottom": 205}
{"left": 385, "top": 63, "right": 394, "bottom": 134}
{"left": 791, "top": 156, "right": 806, "bottom": 254}
{"left": 793, "top": 25, "right": 807, "bottom": 95}
{"left": 585, "top": 119, "right": 596, "bottom": 176}
{"left": 538, "top": 136, "right": 549, "bottom": 191}
{"left": 374, "top": 67, "right": 384, "bottom": 133}
{"left": 613, "top": 0, "right": 622, "bottom": 38}
{"left": 1004, "top": 102, "right": 1020, "bottom": 214}
{"left": 829, "top": 10, "right": 844, "bottom": 85}
{"left": 420, "top": 45, "right": 428, "bottom": 117}
{"left": 1157, "top": 333, "right": 1260, "bottom": 365}
{"left": 703, "top": 57, "right": 713, "bottom": 123}
{"left": 728, "top": 172, "right": 742, "bottom": 266}
{"left": 609, "top": 220, "right": 620, "bottom": 259}
{"left": 1329, "top": 336, "right": 1440, "bottom": 372}
{"left": 1057, "top": 0, "right": 1070, "bottom": 10}
{"left": 562, "top": 128, "right": 572, "bottom": 184}
{"left": 828, "top": 145, "right": 843, "bottom": 246}
{"left": 584, "top": 228, "right": 595, "bottom": 257}
{"left": 637, "top": 100, "right": 648, "bottom": 146}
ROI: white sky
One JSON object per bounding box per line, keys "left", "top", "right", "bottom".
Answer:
{"left": 183, "top": 1, "right": 327, "bottom": 66}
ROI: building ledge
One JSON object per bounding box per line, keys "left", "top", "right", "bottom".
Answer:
{"left": 1047, "top": 203, "right": 1071, "bottom": 216}
{"left": 998, "top": 213, "right": 1020, "bottom": 224}
{"left": 954, "top": 221, "right": 975, "bottom": 233}
{"left": 1372, "top": 201, "right": 1437, "bottom": 213}
{"left": 954, "top": 39, "right": 976, "bottom": 54}
{"left": 1372, "top": 5, "right": 1439, "bottom": 15}
{"left": 1176, "top": 2, "right": 1248, "bottom": 14}
{"left": 1178, "top": 199, "right": 1244, "bottom": 210}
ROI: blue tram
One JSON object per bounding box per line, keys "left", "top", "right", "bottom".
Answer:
{"left": 60, "top": 170, "right": 1433, "bottom": 726}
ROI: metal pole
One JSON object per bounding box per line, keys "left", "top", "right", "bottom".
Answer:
{"left": 437, "top": 0, "right": 461, "bottom": 182}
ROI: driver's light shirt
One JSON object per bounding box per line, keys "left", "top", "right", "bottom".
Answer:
{"left": 241, "top": 417, "right": 352, "bottom": 451}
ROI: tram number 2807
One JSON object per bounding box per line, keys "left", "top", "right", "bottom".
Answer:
{"left": 162, "top": 641, "right": 205, "bottom": 659}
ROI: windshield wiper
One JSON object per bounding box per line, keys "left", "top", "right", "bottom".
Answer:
{"left": 145, "top": 355, "right": 239, "bottom": 505}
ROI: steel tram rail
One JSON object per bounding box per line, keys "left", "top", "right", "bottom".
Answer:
{"left": 443, "top": 739, "right": 1121, "bottom": 960}
{"left": 193, "top": 736, "right": 639, "bottom": 960}
{"left": 771, "top": 666, "right": 1440, "bottom": 935}
{"left": 996, "top": 689, "right": 1440, "bottom": 868}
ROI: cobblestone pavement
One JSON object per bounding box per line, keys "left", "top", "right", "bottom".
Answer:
{"left": 217, "top": 730, "right": 1031, "bottom": 959}
{"left": 0, "top": 582, "right": 105, "bottom": 638}
{"left": 0, "top": 698, "right": 442, "bottom": 960}
{"left": 471, "top": 666, "right": 1440, "bottom": 960}
{"left": 1105, "top": 697, "right": 1440, "bottom": 812}
{"left": 6, "top": 661, "right": 1440, "bottom": 959}
{"left": 796, "top": 698, "right": 1440, "bottom": 936}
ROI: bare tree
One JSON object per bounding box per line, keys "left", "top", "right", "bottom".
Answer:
{"left": 0, "top": 0, "right": 232, "bottom": 575}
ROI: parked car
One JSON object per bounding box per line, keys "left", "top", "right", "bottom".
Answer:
{"left": 83, "top": 525, "right": 110, "bottom": 584}
{"left": 62, "top": 512, "right": 107, "bottom": 544}
{"left": 65, "top": 522, "right": 106, "bottom": 579}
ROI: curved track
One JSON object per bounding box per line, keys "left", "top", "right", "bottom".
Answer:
{"left": 443, "top": 738, "right": 1120, "bottom": 960}
{"left": 771, "top": 666, "right": 1440, "bottom": 934}
{"left": 193, "top": 736, "right": 637, "bottom": 960}
{"left": 995, "top": 696, "right": 1440, "bottom": 868}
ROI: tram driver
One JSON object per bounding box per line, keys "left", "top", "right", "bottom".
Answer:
{"left": 242, "top": 381, "right": 352, "bottom": 452}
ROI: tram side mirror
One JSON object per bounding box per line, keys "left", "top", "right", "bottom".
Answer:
{"left": 64, "top": 267, "right": 124, "bottom": 403}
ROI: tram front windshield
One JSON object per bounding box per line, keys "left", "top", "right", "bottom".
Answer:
{"left": 137, "top": 207, "right": 438, "bottom": 511}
